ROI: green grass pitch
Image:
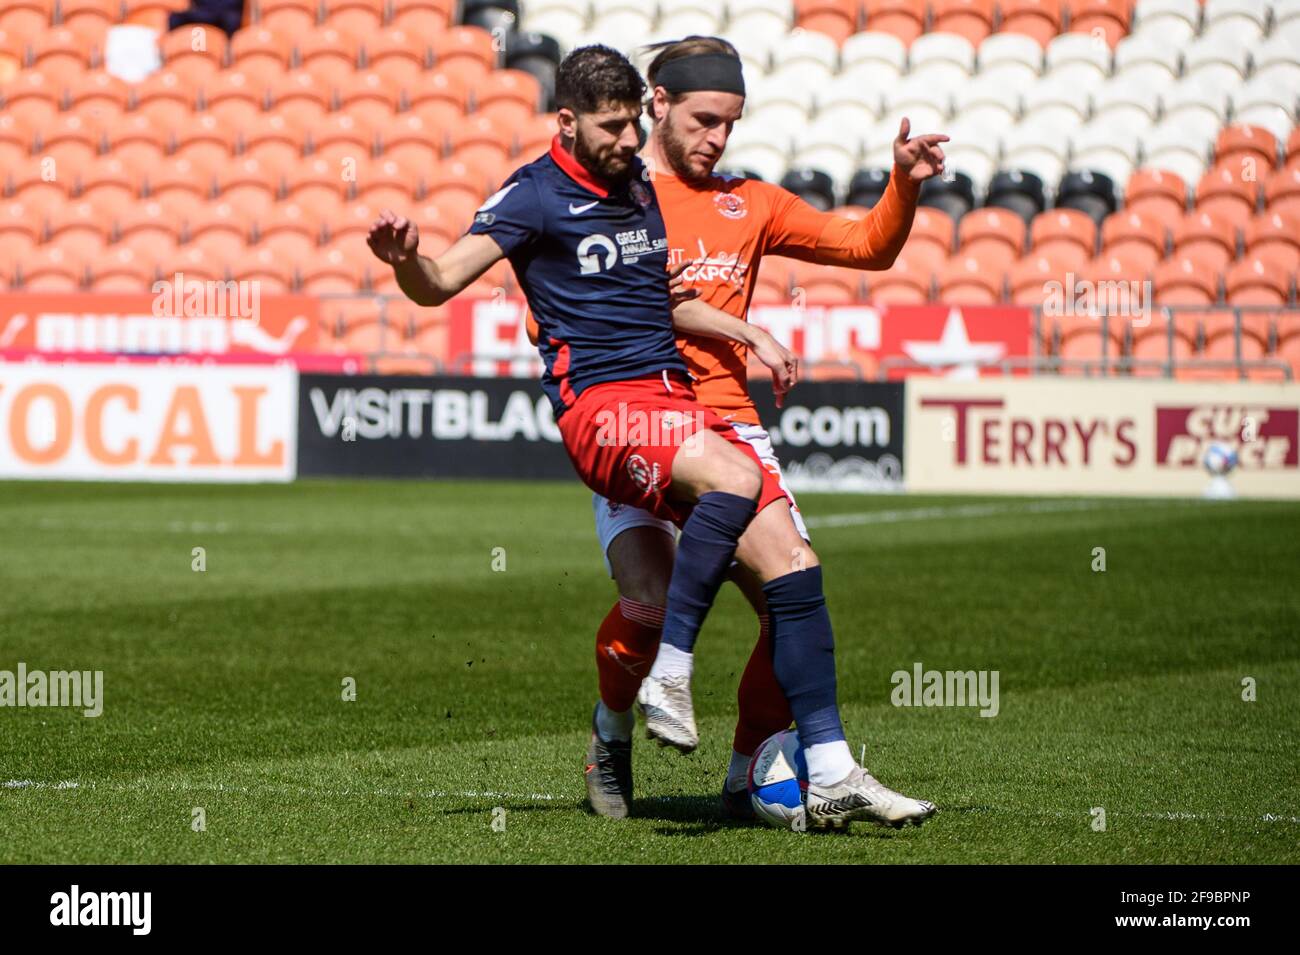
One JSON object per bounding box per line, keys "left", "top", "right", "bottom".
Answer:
{"left": 1, "top": 479, "right": 1297, "bottom": 864}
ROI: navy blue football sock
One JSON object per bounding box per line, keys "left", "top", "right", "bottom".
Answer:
{"left": 660, "top": 491, "right": 757, "bottom": 654}
{"left": 762, "top": 566, "right": 846, "bottom": 746}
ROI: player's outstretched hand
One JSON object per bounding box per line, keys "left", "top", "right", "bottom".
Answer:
{"left": 367, "top": 210, "right": 419, "bottom": 265}
{"left": 751, "top": 328, "right": 798, "bottom": 408}
{"left": 894, "top": 117, "right": 949, "bottom": 183}
{"left": 667, "top": 257, "right": 701, "bottom": 308}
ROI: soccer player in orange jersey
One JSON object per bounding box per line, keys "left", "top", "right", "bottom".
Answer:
{"left": 582, "top": 36, "right": 950, "bottom": 820}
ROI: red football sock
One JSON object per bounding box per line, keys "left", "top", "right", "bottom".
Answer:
{"left": 595, "top": 597, "right": 664, "bottom": 712}
{"left": 733, "top": 614, "right": 794, "bottom": 756}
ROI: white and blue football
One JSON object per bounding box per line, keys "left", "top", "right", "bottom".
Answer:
{"left": 1204, "top": 442, "right": 1240, "bottom": 476}
{"left": 747, "top": 729, "right": 808, "bottom": 829}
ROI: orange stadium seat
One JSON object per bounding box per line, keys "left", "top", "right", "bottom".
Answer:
{"left": 301, "top": 244, "right": 367, "bottom": 293}
{"left": 1124, "top": 168, "right": 1189, "bottom": 229}
{"left": 795, "top": 0, "right": 860, "bottom": 44}
{"left": 473, "top": 69, "right": 543, "bottom": 126}
{"left": 1172, "top": 210, "right": 1238, "bottom": 271}
{"left": 47, "top": 198, "right": 111, "bottom": 261}
{"left": 116, "top": 199, "right": 184, "bottom": 254}
{"left": 336, "top": 70, "right": 400, "bottom": 112}
{"left": 1195, "top": 164, "right": 1261, "bottom": 225}
{"left": 255, "top": 0, "right": 319, "bottom": 34}
{"left": 88, "top": 245, "right": 157, "bottom": 291}
{"left": 998, "top": 0, "right": 1062, "bottom": 47}
{"left": 38, "top": 114, "right": 101, "bottom": 176}
{"left": 1030, "top": 209, "right": 1096, "bottom": 268}
{"left": 2, "top": 71, "right": 62, "bottom": 128}
{"left": 516, "top": 113, "right": 558, "bottom": 158}
{"left": 383, "top": 197, "right": 461, "bottom": 247}
{"left": 1244, "top": 212, "right": 1300, "bottom": 271}
{"left": 431, "top": 25, "right": 497, "bottom": 82}
{"left": 239, "top": 111, "right": 303, "bottom": 169}
{"left": 1214, "top": 124, "right": 1280, "bottom": 174}
{"left": 958, "top": 207, "right": 1027, "bottom": 269}
{"left": 205, "top": 69, "right": 270, "bottom": 128}
{"left": 123, "top": 1, "right": 188, "bottom": 31}
{"left": 447, "top": 114, "right": 512, "bottom": 170}
{"left": 1007, "top": 254, "right": 1066, "bottom": 310}
{"left": 254, "top": 201, "right": 322, "bottom": 258}
{"left": 309, "top": 110, "right": 375, "bottom": 158}
{"left": 904, "top": 206, "right": 954, "bottom": 268}
{"left": 867, "top": 253, "right": 931, "bottom": 303}
{"left": 270, "top": 70, "right": 332, "bottom": 128}
{"left": 60, "top": 0, "right": 117, "bottom": 47}
{"left": 1226, "top": 257, "right": 1292, "bottom": 306}
{"left": 67, "top": 70, "right": 129, "bottom": 125}
{"left": 21, "top": 245, "right": 88, "bottom": 291}
{"left": 364, "top": 27, "right": 430, "bottom": 89}
{"left": 162, "top": 244, "right": 224, "bottom": 283}
{"left": 932, "top": 0, "right": 996, "bottom": 44}
{"left": 214, "top": 156, "right": 280, "bottom": 216}
{"left": 352, "top": 156, "right": 417, "bottom": 207}
{"left": 133, "top": 69, "right": 198, "bottom": 128}
{"left": 286, "top": 155, "right": 350, "bottom": 206}
{"left": 297, "top": 28, "right": 360, "bottom": 84}
{"left": 159, "top": 25, "right": 230, "bottom": 84}
{"left": 188, "top": 201, "right": 250, "bottom": 266}
{"left": 1154, "top": 256, "right": 1220, "bottom": 305}
{"left": 231, "top": 244, "right": 296, "bottom": 292}
{"left": 1265, "top": 164, "right": 1300, "bottom": 220}
{"left": 230, "top": 26, "right": 293, "bottom": 86}
{"left": 407, "top": 67, "right": 471, "bottom": 120}
{"left": 863, "top": 0, "right": 926, "bottom": 45}
{"left": 788, "top": 260, "right": 863, "bottom": 302}
{"left": 1065, "top": 0, "right": 1130, "bottom": 47}
{"left": 377, "top": 113, "right": 441, "bottom": 171}
{"left": 939, "top": 255, "right": 1003, "bottom": 303}
{"left": 1100, "top": 210, "right": 1167, "bottom": 271}
{"left": 323, "top": 0, "right": 385, "bottom": 37}
{"left": 1129, "top": 318, "right": 1196, "bottom": 375}
{"left": 76, "top": 155, "right": 138, "bottom": 219}
{"left": 1, "top": 3, "right": 54, "bottom": 45}
{"left": 106, "top": 113, "right": 170, "bottom": 175}
{"left": 173, "top": 113, "right": 237, "bottom": 175}
{"left": 30, "top": 27, "right": 95, "bottom": 75}
{"left": 147, "top": 155, "right": 214, "bottom": 202}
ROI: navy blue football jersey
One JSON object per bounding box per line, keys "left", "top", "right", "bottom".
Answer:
{"left": 467, "top": 137, "right": 687, "bottom": 418}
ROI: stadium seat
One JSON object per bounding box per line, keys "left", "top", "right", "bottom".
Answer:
{"left": 254, "top": 200, "right": 322, "bottom": 258}
{"left": 998, "top": 0, "right": 1062, "bottom": 47}
{"left": 67, "top": 70, "right": 129, "bottom": 128}
{"left": 1030, "top": 208, "right": 1096, "bottom": 267}
{"left": 793, "top": 0, "right": 858, "bottom": 44}
{"left": 1225, "top": 257, "right": 1291, "bottom": 307}
{"left": 1007, "top": 254, "right": 1066, "bottom": 308}
{"left": 1112, "top": 33, "right": 1180, "bottom": 90}
{"left": 432, "top": 25, "right": 497, "bottom": 83}
{"left": 939, "top": 254, "right": 1003, "bottom": 303}
{"left": 230, "top": 27, "right": 293, "bottom": 86}
{"left": 1195, "top": 165, "right": 1260, "bottom": 226}
{"left": 958, "top": 207, "right": 1027, "bottom": 268}
{"left": 255, "top": 0, "right": 319, "bottom": 34}
{"left": 188, "top": 201, "right": 250, "bottom": 267}
{"left": 158, "top": 25, "right": 229, "bottom": 84}
{"left": 1056, "top": 170, "right": 1117, "bottom": 226}
{"left": 918, "top": 171, "right": 976, "bottom": 223}
{"left": 1154, "top": 256, "right": 1221, "bottom": 304}
{"left": 206, "top": 70, "right": 270, "bottom": 129}
{"left": 906, "top": 207, "right": 956, "bottom": 267}
{"left": 1100, "top": 209, "right": 1167, "bottom": 270}
{"left": 862, "top": 0, "right": 927, "bottom": 46}
{"left": 231, "top": 244, "right": 296, "bottom": 292}
{"left": 866, "top": 252, "right": 931, "bottom": 303}
{"left": 473, "top": 69, "right": 543, "bottom": 127}
{"left": 1244, "top": 212, "right": 1300, "bottom": 271}
{"left": 3, "top": 72, "right": 62, "bottom": 128}
{"left": 1182, "top": 32, "right": 1251, "bottom": 89}
{"left": 270, "top": 70, "right": 332, "bottom": 129}
{"left": 89, "top": 244, "right": 157, "bottom": 291}
{"left": 1172, "top": 209, "right": 1239, "bottom": 271}
{"left": 239, "top": 112, "right": 304, "bottom": 172}
{"left": 1265, "top": 165, "right": 1300, "bottom": 220}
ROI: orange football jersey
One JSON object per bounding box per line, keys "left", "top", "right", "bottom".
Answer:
{"left": 655, "top": 166, "right": 920, "bottom": 425}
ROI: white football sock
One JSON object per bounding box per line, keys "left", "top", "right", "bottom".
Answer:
{"left": 805, "top": 740, "right": 856, "bottom": 786}
{"left": 647, "top": 643, "right": 693, "bottom": 682}
{"left": 725, "top": 750, "right": 751, "bottom": 792}
{"left": 595, "top": 701, "right": 633, "bottom": 742}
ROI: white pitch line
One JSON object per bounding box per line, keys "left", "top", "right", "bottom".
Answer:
{"left": 6, "top": 780, "right": 1298, "bottom": 824}
{"left": 803, "top": 498, "right": 1114, "bottom": 529}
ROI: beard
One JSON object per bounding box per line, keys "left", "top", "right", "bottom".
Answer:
{"left": 574, "top": 130, "right": 635, "bottom": 185}
{"left": 659, "top": 116, "right": 717, "bottom": 182}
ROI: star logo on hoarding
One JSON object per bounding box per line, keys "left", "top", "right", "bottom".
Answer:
{"left": 902, "top": 308, "right": 1006, "bottom": 379}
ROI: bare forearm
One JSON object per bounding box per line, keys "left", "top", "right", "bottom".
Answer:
{"left": 394, "top": 255, "right": 446, "bottom": 307}
{"left": 672, "top": 300, "right": 762, "bottom": 348}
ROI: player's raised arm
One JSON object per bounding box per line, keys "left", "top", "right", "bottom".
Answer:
{"left": 367, "top": 209, "right": 506, "bottom": 307}
{"left": 767, "top": 117, "right": 949, "bottom": 271}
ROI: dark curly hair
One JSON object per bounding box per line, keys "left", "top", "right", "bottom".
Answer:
{"left": 554, "top": 45, "right": 646, "bottom": 115}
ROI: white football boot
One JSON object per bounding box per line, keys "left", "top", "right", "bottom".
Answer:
{"left": 636, "top": 673, "right": 698, "bottom": 753}
{"left": 805, "top": 765, "right": 937, "bottom": 830}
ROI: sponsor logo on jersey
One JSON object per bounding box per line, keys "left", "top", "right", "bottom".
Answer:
{"left": 629, "top": 180, "right": 652, "bottom": 208}
{"left": 626, "top": 453, "right": 662, "bottom": 491}
{"left": 714, "top": 191, "right": 747, "bottom": 219}
{"left": 576, "top": 234, "right": 619, "bottom": 275}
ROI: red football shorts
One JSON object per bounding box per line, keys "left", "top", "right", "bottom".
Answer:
{"left": 557, "top": 371, "right": 788, "bottom": 527}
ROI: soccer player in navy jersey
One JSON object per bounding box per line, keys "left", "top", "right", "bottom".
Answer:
{"left": 368, "top": 45, "right": 935, "bottom": 828}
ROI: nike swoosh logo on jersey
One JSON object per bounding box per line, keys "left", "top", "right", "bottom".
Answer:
{"left": 568, "top": 200, "right": 599, "bottom": 214}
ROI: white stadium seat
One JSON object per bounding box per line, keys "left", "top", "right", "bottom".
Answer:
{"left": 977, "top": 33, "right": 1043, "bottom": 78}
{"left": 907, "top": 33, "right": 976, "bottom": 95}
{"left": 1200, "top": 0, "right": 1268, "bottom": 45}
{"left": 1252, "top": 35, "right": 1300, "bottom": 90}
{"left": 772, "top": 28, "right": 841, "bottom": 73}
{"left": 1069, "top": 120, "right": 1141, "bottom": 189}
{"left": 999, "top": 124, "right": 1070, "bottom": 188}
{"left": 1142, "top": 121, "right": 1212, "bottom": 185}
{"left": 657, "top": 0, "right": 725, "bottom": 38}
{"left": 1131, "top": 0, "right": 1201, "bottom": 44}
{"left": 1232, "top": 79, "right": 1298, "bottom": 142}
{"left": 1181, "top": 33, "right": 1251, "bottom": 88}
{"left": 942, "top": 120, "right": 1001, "bottom": 193}
{"left": 1112, "top": 34, "right": 1181, "bottom": 90}
{"left": 840, "top": 31, "right": 908, "bottom": 77}
{"left": 952, "top": 76, "right": 1022, "bottom": 128}
{"left": 1044, "top": 33, "right": 1113, "bottom": 89}
{"left": 1161, "top": 77, "right": 1232, "bottom": 140}
{"left": 726, "top": 0, "right": 792, "bottom": 49}
{"left": 815, "top": 73, "right": 884, "bottom": 132}
{"left": 1092, "top": 78, "right": 1162, "bottom": 130}
{"left": 520, "top": 2, "right": 590, "bottom": 44}
{"left": 1023, "top": 76, "right": 1092, "bottom": 130}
